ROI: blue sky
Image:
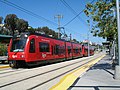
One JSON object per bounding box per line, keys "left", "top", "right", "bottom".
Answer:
{"left": 0, "top": 0, "right": 105, "bottom": 44}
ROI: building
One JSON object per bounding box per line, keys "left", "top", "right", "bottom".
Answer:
{"left": 0, "top": 34, "right": 12, "bottom": 43}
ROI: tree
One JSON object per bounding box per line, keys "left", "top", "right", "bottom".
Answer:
{"left": 28, "top": 26, "right": 36, "bottom": 33}
{"left": 72, "top": 38, "right": 79, "bottom": 43}
{"left": 16, "top": 19, "right": 29, "bottom": 33}
{"left": 84, "top": 0, "right": 116, "bottom": 42}
{"left": 4, "top": 14, "right": 18, "bottom": 36}
{"left": 0, "top": 16, "right": 3, "bottom": 34}
{"left": 0, "top": 16, "right": 3, "bottom": 24}
{"left": 42, "top": 27, "right": 50, "bottom": 36}
{"left": 41, "top": 26, "right": 58, "bottom": 38}
{"left": 0, "top": 43, "right": 7, "bottom": 56}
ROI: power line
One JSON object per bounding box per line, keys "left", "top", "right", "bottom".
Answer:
{"left": 60, "top": 0, "right": 87, "bottom": 26}
{"left": 1, "top": 0, "right": 85, "bottom": 40}
{"left": 63, "top": 0, "right": 95, "bottom": 26}
{"left": 0, "top": 0, "right": 58, "bottom": 26}
{"left": 59, "top": 0, "right": 89, "bottom": 40}
{"left": 65, "top": 28, "right": 87, "bottom": 38}
{"left": 1, "top": 0, "right": 97, "bottom": 42}
{"left": 59, "top": 0, "right": 96, "bottom": 42}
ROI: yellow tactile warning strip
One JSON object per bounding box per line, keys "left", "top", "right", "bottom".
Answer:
{"left": 50, "top": 55, "right": 106, "bottom": 90}
{"left": 0, "top": 65, "right": 10, "bottom": 69}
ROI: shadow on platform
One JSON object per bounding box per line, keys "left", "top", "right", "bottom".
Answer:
{"left": 69, "top": 85, "right": 120, "bottom": 90}
{"left": 68, "top": 55, "right": 120, "bottom": 90}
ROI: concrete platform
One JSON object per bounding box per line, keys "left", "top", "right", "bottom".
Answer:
{"left": 69, "top": 55, "right": 120, "bottom": 90}
{"left": 0, "top": 56, "right": 7, "bottom": 60}
{"left": 0, "top": 56, "right": 8, "bottom": 64}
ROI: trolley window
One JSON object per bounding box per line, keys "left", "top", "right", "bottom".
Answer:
{"left": 29, "top": 38, "right": 35, "bottom": 53}
{"left": 39, "top": 42, "right": 49, "bottom": 52}
{"left": 74, "top": 47, "right": 79, "bottom": 54}
{"left": 54, "top": 45, "right": 59, "bottom": 55}
{"left": 59, "top": 46, "right": 65, "bottom": 54}
{"left": 11, "top": 38, "right": 27, "bottom": 52}
{"left": 68, "top": 46, "right": 71, "bottom": 54}
{"left": 80, "top": 48, "right": 82, "bottom": 52}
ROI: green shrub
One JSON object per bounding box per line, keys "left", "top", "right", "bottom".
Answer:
{"left": 0, "top": 43, "right": 7, "bottom": 56}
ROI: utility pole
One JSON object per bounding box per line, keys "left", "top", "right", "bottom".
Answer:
{"left": 114, "top": 0, "right": 120, "bottom": 80}
{"left": 87, "top": 20, "right": 90, "bottom": 57}
{"left": 110, "top": 8, "right": 116, "bottom": 62}
{"left": 54, "top": 15, "right": 63, "bottom": 39}
{"left": 87, "top": 33, "right": 90, "bottom": 57}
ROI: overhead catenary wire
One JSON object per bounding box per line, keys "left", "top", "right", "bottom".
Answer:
{"left": 60, "top": 0, "right": 88, "bottom": 26}
{"left": 0, "top": 0, "right": 79, "bottom": 38}
{"left": 0, "top": 0, "right": 58, "bottom": 26}
{"left": 62, "top": 0, "right": 95, "bottom": 27}
{"left": 59, "top": 0, "right": 92, "bottom": 40}
{"left": 59, "top": 0, "right": 97, "bottom": 42}
{"left": 1, "top": 0, "right": 98, "bottom": 42}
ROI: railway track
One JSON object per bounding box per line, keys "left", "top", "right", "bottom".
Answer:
{"left": 0, "top": 53, "right": 105, "bottom": 90}
{"left": 0, "top": 55, "right": 92, "bottom": 74}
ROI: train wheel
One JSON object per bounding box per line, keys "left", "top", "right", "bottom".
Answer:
{"left": 1, "top": 60, "right": 5, "bottom": 64}
{"left": 9, "top": 61, "right": 18, "bottom": 68}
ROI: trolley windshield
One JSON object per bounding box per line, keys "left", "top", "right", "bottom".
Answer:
{"left": 10, "top": 34, "right": 28, "bottom": 52}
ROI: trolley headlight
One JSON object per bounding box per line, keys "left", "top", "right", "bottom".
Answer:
{"left": 12, "top": 55, "right": 17, "bottom": 58}
{"left": 20, "top": 55, "right": 25, "bottom": 58}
